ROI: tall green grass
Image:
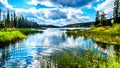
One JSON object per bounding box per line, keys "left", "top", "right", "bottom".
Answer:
{"left": 0, "top": 31, "right": 26, "bottom": 44}
{"left": 109, "top": 24, "right": 120, "bottom": 33}
{"left": 0, "top": 28, "right": 40, "bottom": 35}
{"left": 50, "top": 49, "right": 120, "bottom": 68}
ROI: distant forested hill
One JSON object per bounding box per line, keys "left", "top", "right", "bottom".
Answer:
{"left": 62, "top": 22, "right": 94, "bottom": 28}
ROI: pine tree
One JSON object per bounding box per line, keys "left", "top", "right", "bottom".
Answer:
{"left": 13, "top": 12, "right": 17, "bottom": 28}
{"left": 113, "top": 0, "right": 120, "bottom": 23}
{"left": 3, "top": 13, "right": 6, "bottom": 28}
{"left": 6, "top": 9, "right": 11, "bottom": 27}
{"left": 96, "top": 11, "right": 100, "bottom": 21}
{"left": 0, "top": 9, "right": 3, "bottom": 28}
{"left": 95, "top": 11, "right": 100, "bottom": 26}
{"left": 11, "top": 13, "right": 14, "bottom": 27}
{"left": 0, "top": 8, "right": 1, "bottom": 21}
{"left": 100, "top": 12, "right": 106, "bottom": 26}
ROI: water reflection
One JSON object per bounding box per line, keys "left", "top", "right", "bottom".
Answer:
{"left": 0, "top": 28, "right": 119, "bottom": 67}
{"left": 0, "top": 49, "right": 9, "bottom": 66}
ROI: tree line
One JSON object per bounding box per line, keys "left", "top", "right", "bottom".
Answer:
{"left": 95, "top": 0, "right": 120, "bottom": 26}
{"left": 0, "top": 9, "right": 40, "bottom": 29}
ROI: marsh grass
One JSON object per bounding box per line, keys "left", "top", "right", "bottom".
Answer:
{"left": 109, "top": 24, "right": 120, "bottom": 33}
{"left": 0, "top": 31, "right": 26, "bottom": 44}
{"left": 67, "top": 24, "right": 120, "bottom": 45}
{"left": 50, "top": 48, "right": 120, "bottom": 68}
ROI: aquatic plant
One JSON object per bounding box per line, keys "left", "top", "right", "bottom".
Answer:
{"left": 50, "top": 48, "right": 120, "bottom": 68}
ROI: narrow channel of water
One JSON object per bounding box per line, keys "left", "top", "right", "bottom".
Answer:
{"left": 0, "top": 28, "right": 119, "bottom": 68}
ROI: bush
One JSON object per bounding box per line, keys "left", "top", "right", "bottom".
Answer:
{"left": 0, "top": 22, "right": 5, "bottom": 29}
{"left": 109, "top": 24, "right": 120, "bottom": 32}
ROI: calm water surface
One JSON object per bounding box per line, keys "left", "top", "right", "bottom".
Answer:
{"left": 0, "top": 28, "right": 118, "bottom": 68}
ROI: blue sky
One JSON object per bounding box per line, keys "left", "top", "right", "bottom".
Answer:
{"left": 0, "top": 0, "right": 114, "bottom": 26}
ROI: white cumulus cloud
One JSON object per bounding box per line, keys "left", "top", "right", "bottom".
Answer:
{"left": 0, "top": 0, "right": 13, "bottom": 9}
{"left": 96, "top": 0, "right": 114, "bottom": 14}
{"left": 0, "top": 0, "right": 94, "bottom": 26}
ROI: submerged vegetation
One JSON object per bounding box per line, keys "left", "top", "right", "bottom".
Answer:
{"left": 67, "top": 24, "right": 120, "bottom": 45}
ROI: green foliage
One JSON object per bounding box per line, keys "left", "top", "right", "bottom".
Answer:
{"left": 0, "top": 28, "right": 40, "bottom": 45}
{"left": 95, "top": 11, "right": 112, "bottom": 26}
{"left": 109, "top": 24, "right": 120, "bottom": 33}
{"left": 50, "top": 49, "right": 120, "bottom": 68}
{"left": 13, "top": 12, "right": 17, "bottom": 28}
{"left": 0, "top": 22, "right": 5, "bottom": 29}
{"left": 0, "top": 9, "right": 41, "bottom": 28}
{"left": 92, "top": 26, "right": 110, "bottom": 31}
{"left": 5, "top": 9, "right": 11, "bottom": 27}
{"left": 0, "top": 30, "right": 26, "bottom": 44}
{"left": 0, "top": 8, "right": 1, "bottom": 21}
{"left": 113, "top": 0, "right": 120, "bottom": 23}
{"left": 95, "top": 11, "right": 100, "bottom": 26}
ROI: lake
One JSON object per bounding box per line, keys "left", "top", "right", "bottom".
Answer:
{"left": 0, "top": 28, "right": 119, "bottom": 68}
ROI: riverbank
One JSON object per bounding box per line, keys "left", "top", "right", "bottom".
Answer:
{"left": 0, "top": 31, "right": 26, "bottom": 44}
{"left": 67, "top": 24, "right": 120, "bottom": 45}
{"left": 0, "top": 28, "right": 40, "bottom": 46}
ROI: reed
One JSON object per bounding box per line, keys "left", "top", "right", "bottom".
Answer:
{"left": 50, "top": 48, "right": 120, "bottom": 68}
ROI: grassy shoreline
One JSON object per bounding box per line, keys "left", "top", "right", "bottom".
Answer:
{"left": 0, "top": 28, "right": 39, "bottom": 46}
{"left": 0, "top": 31, "right": 26, "bottom": 44}
{"left": 67, "top": 24, "right": 120, "bottom": 45}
